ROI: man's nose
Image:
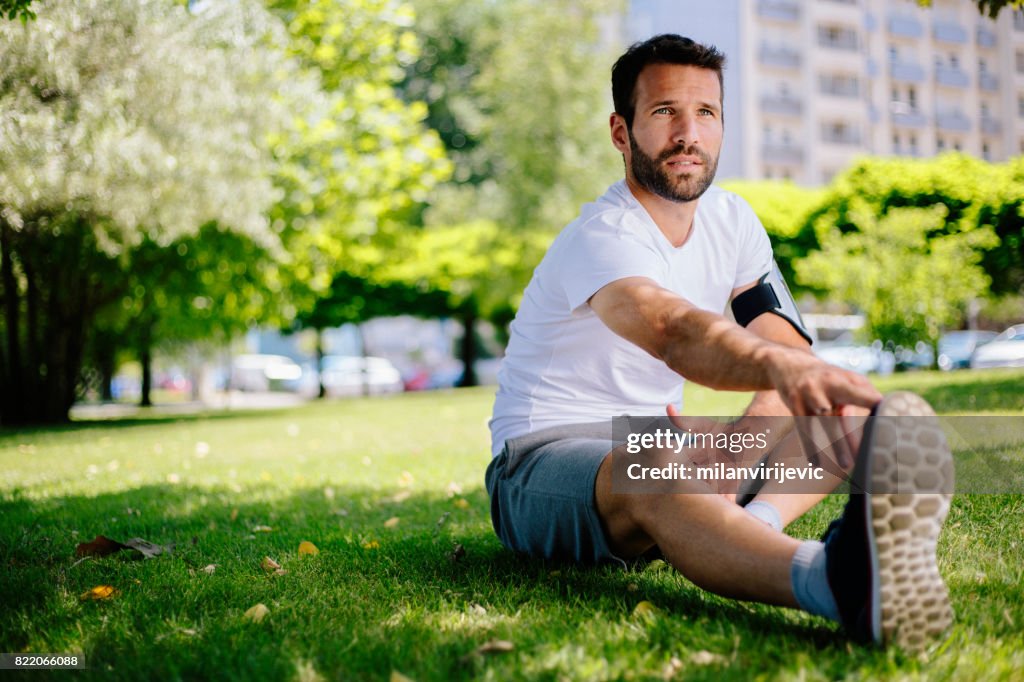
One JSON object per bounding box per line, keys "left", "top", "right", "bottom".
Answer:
{"left": 672, "top": 115, "right": 700, "bottom": 147}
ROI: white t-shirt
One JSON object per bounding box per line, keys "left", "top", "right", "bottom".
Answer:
{"left": 489, "top": 180, "right": 774, "bottom": 456}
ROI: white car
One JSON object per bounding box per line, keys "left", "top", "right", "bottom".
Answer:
{"left": 320, "top": 355, "right": 404, "bottom": 397}
{"left": 970, "top": 324, "right": 1024, "bottom": 369}
{"left": 814, "top": 339, "right": 895, "bottom": 375}
{"left": 230, "top": 354, "right": 304, "bottom": 392}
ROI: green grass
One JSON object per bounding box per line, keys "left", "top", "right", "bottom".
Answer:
{"left": 2, "top": 371, "right": 1024, "bottom": 681}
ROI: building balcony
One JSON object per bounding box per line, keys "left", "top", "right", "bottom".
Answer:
{"left": 888, "top": 15, "right": 923, "bottom": 38}
{"left": 759, "top": 45, "right": 801, "bottom": 69}
{"left": 979, "top": 72, "right": 999, "bottom": 91}
{"left": 821, "top": 130, "right": 862, "bottom": 146}
{"left": 935, "top": 111, "right": 971, "bottom": 132}
{"left": 757, "top": 0, "right": 800, "bottom": 22}
{"left": 761, "top": 143, "right": 804, "bottom": 164}
{"left": 935, "top": 66, "right": 970, "bottom": 88}
{"left": 817, "top": 31, "right": 859, "bottom": 51}
{"left": 980, "top": 117, "right": 1001, "bottom": 135}
{"left": 890, "top": 60, "right": 926, "bottom": 82}
{"left": 976, "top": 26, "right": 997, "bottom": 48}
{"left": 760, "top": 94, "right": 803, "bottom": 116}
{"left": 819, "top": 82, "right": 860, "bottom": 98}
{"left": 933, "top": 21, "right": 968, "bottom": 44}
{"left": 890, "top": 104, "right": 928, "bottom": 128}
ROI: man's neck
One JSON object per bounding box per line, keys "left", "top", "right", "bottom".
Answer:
{"left": 624, "top": 177, "right": 699, "bottom": 248}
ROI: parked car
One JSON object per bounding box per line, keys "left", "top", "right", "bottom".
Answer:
{"left": 231, "top": 354, "right": 303, "bottom": 392}
{"left": 969, "top": 324, "right": 1024, "bottom": 369}
{"left": 937, "top": 330, "right": 998, "bottom": 371}
{"left": 320, "top": 355, "right": 403, "bottom": 397}
{"left": 814, "top": 337, "right": 895, "bottom": 375}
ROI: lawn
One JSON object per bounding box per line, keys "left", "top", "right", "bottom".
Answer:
{"left": 2, "top": 370, "right": 1023, "bottom": 681}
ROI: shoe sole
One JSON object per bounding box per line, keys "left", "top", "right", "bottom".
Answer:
{"left": 864, "top": 392, "right": 955, "bottom": 652}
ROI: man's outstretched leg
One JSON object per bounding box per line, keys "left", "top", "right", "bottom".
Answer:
{"left": 596, "top": 392, "right": 954, "bottom": 651}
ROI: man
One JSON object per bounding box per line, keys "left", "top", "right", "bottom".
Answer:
{"left": 486, "top": 34, "right": 953, "bottom": 651}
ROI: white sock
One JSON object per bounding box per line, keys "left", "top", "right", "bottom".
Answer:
{"left": 744, "top": 500, "right": 783, "bottom": 532}
{"left": 790, "top": 540, "right": 840, "bottom": 621}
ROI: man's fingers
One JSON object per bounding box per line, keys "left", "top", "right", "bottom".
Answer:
{"left": 665, "top": 403, "right": 685, "bottom": 429}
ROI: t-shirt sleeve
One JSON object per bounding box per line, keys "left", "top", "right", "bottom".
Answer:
{"left": 560, "top": 212, "right": 666, "bottom": 312}
{"left": 733, "top": 199, "right": 775, "bottom": 289}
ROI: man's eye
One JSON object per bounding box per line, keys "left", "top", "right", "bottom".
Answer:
{"left": 654, "top": 107, "right": 672, "bottom": 115}
{"left": 699, "top": 109, "right": 714, "bottom": 116}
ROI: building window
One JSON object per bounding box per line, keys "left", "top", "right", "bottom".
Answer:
{"left": 893, "top": 133, "right": 901, "bottom": 151}
{"left": 979, "top": 58, "right": 988, "bottom": 74}
{"left": 909, "top": 134, "right": 918, "bottom": 155}
{"left": 950, "top": 54, "right": 959, "bottom": 70}
{"left": 1018, "top": 95, "right": 1024, "bottom": 118}
{"left": 982, "top": 142, "right": 991, "bottom": 160}
{"left": 908, "top": 86, "right": 917, "bottom": 108}
{"left": 1014, "top": 9, "right": 1024, "bottom": 31}
{"left": 954, "top": 140, "right": 962, "bottom": 151}
{"left": 1017, "top": 51, "right": 1024, "bottom": 74}
{"left": 937, "top": 136, "right": 946, "bottom": 151}
{"left": 818, "top": 25, "right": 858, "bottom": 50}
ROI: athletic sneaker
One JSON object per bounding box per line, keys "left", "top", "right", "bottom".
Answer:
{"left": 822, "top": 392, "right": 955, "bottom": 651}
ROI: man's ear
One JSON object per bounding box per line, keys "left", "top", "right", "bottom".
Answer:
{"left": 609, "top": 112, "right": 630, "bottom": 154}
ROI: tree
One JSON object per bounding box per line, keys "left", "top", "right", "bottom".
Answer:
{"left": 721, "top": 181, "right": 825, "bottom": 292}
{"left": 917, "top": 0, "right": 1023, "bottom": 19}
{"left": 0, "top": 0, "right": 35, "bottom": 21}
{"left": 0, "top": 0, "right": 308, "bottom": 424}
{"left": 390, "top": 0, "right": 623, "bottom": 383}
{"left": 795, "top": 202, "right": 997, "bottom": 357}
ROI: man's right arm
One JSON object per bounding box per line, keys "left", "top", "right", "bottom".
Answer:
{"left": 588, "top": 276, "right": 881, "bottom": 416}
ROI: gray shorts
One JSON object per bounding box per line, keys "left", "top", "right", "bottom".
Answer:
{"left": 485, "top": 423, "right": 626, "bottom": 567}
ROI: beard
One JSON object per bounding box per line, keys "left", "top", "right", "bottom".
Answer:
{"left": 628, "top": 129, "right": 718, "bottom": 203}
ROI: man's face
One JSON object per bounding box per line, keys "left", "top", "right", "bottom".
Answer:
{"left": 615, "top": 63, "right": 723, "bottom": 203}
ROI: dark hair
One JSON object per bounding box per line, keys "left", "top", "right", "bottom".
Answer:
{"left": 611, "top": 34, "right": 726, "bottom": 129}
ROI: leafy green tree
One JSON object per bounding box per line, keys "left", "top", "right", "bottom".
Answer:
{"left": 917, "top": 0, "right": 1023, "bottom": 19}
{"left": 0, "top": 0, "right": 306, "bottom": 424}
{"left": 390, "top": 0, "right": 622, "bottom": 383}
{"left": 722, "top": 181, "right": 825, "bottom": 292}
{"left": 796, "top": 202, "right": 997, "bottom": 357}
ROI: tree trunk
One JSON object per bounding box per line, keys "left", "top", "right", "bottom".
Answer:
{"left": 316, "top": 327, "right": 326, "bottom": 399}
{"left": 457, "top": 311, "right": 478, "bottom": 388}
{"left": 0, "top": 219, "right": 24, "bottom": 425}
{"left": 139, "top": 325, "right": 153, "bottom": 408}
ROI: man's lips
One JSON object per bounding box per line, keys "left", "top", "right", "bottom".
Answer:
{"left": 665, "top": 156, "right": 703, "bottom": 168}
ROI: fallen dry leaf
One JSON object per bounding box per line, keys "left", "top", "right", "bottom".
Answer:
{"left": 453, "top": 498, "right": 470, "bottom": 510}
{"left": 244, "top": 603, "right": 269, "bottom": 622}
{"left": 75, "top": 535, "right": 126, "bottom": 558}
{"left": 298, "top": 541, "right": 319, "bottom": 556}
{"left": 460, "top": 640, "right": 514, "bottom": 663}
{"left": 201, "top": 564, "right": 217, "bottom": 575}
{"left": 448, "top": 543, "right": 466, "bottom": 563}
{"left": 390, "top": 672, "right": 415, "bottom": 682}
{"left": 80, "top": 585, "right": 117, "bottom": 601}
{"left": 632, "top": 601, "right": 659, "bottom": 619}
{"left": 261, "top": 556, "right": 281, "bottom": 572}
{"left": 230, "top": 508, "right": 239, "bottom": 522}
{"left": 690, "top": 650, "right": 727, "bottom": 666}
{"left": 383, "top": 517, "right": 400, "bottom": 529}
{"left": 390, "top": 490, "right": 412, "bottom": 504}
{"left": 252, "top": 525, "right": 273, "bottom": 533}
{"left": 362, "top": 540, "right": 380, "bottom": 550}
{"left": 122, "top": 537, "right": 173, "bottom": 559}
{"left": 75, "top": 535, "right": 172, "bottom": 560}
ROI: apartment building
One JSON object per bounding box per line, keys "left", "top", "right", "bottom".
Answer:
{"left": 627, "top": 0, "right": 1024, "bottom": 184}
